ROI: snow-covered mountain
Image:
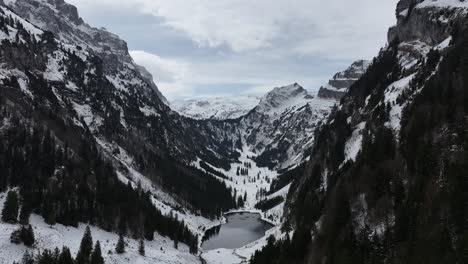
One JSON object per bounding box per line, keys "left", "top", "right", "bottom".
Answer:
{"left": 317, "top": 60, "right": 370, "bottom": 99}
{"left": 6, "top": 0, "right": 170, "bottom": 106}
{"left": 237, "top": 83, "right": 336, "bottom": 169}
{"left": 251, "top": 0, "right": 468, "bottom": 263}
{"left": 171, "top": 96, "right": 260, "bottom": 120}
{"left": 0, "top": 1, "right": 340, "bottom": 262}
{"left": 172, "top": 70, "right": 370, "bottom": 171}
{"left": 0, "top": 1, "right": 241, "bottom": 262}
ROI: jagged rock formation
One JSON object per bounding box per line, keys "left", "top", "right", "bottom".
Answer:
{"left": 173, "top": 61, "right": 369, "bottom": 170}
{"left": 7, "top": 0, "right": 169, "bottom": 105}
{"left": 317, "top": 60, "right": 370, "bottom": 100}
{"left": 239, "top": 83, "right": 335, "bottom": 169}
{"left": 251, "top": 1, "right": 468, "bottom": 263}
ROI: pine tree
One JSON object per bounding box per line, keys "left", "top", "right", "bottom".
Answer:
{"left": 19, "top": 203, "right": 31, "bottom": 225}
{"left": 38, "top": 249, "right": 56, "bottom": 264}
{"left": 76, "top": 226, "right": 93, "bottom": 264}
{"left": 237, "top": 196, "right": 244, "bottom": 208}
{"left": 90, "top": 241, "right": 104, "bottom": 264}
{"left": 138, "top": 239, "right": 145, "bottom": 256}
{"left": 53, "top": 247, "right": 61, "bottom": 262}
{"left": 115, "top": 233, "right": 125, "bottom": 254}
{"left": 21, "top": 224, "right": 35, "bottom": 247}
{"left": 21, "top": 250, "right": 34, "bottom": 264}
{"left": 2, "top": 190, "right": 19, "bottom": 223}
{"left": 189, "top": 237, "right": 198, "bottom": 254}
{"left": 58, "top": 247, "right": 74, "bottom": 264}
{"left": 173, "top": 234, "right": 179, "bottom": 249}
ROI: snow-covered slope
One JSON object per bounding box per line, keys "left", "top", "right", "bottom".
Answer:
{"left": 171, "top": 96, "right": 260, "bottom": 120}
{"left": 0, "top": 192, "right": 200, "bottom": 264}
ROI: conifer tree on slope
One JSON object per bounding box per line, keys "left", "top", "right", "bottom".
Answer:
{"left": 19, "top": 202, "right": 31, "bottom": 225}
{"left": 90, "top": 241, "right": 104, "bottom": 264}
{"left": 21, "top": 224, "right": 35, "bottom": 247}
{"left": 21, "top": 250, "right": 34, "bottom": 264}
{"left": 58, "top": 247, "right": 74, "bottom": 264}
{"left": 139, "top": 239, "right": 145, "bottom": 256}
{"left": 76, "top": 226, "right": 93, "bottom": 264}
{"left": 2, "top": 190, "right": 19, "bottom": 223}
{"left": 116, "top": 234, "right": 125, "bottom": 254}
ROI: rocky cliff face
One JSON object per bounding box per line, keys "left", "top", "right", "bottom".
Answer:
{"left": 251, "top": 1, "right": 468, "bottom": 263}
{"left": 5, "top": 0, "right": 341, "bottom": 176}
{"left": 239, "top": 84, "right": 335, "bottom": 169}
{"left": 6, "top": 0, "right": 169, "bottom": 105}
{"left": 172, "top": 59, "right": 369, "bottom": 171}
{"left": 388, "top": 0, "right": 462, "bottom": 45}
{"left": 317, "top": 60, "right": 370, "bottom": 100}
{"left": 0, "top": 0, "right": 247, "bottom": 222}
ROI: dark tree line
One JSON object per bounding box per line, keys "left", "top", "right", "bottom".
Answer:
{"left": 0, "top": 107, "right": 198, "bottom": 253}
{"left": 251, "top": 27, "right": 468, "bottom": 264}
{"left": 254, "top": 196, "right": 284, "bottom": 211}
{"left": 15, "top": 226, "right": 104, "bottom": 264}
{"left": 0, "top": 7, "right": 239, "bottom": 223}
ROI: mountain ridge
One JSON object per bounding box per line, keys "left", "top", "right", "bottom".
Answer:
{"left": 251, "top": 0, "right": 468, "bottom": 263}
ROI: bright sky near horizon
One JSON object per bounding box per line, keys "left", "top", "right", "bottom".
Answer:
{"left": 67, "top": 0, "right": 399, "bottom": 100}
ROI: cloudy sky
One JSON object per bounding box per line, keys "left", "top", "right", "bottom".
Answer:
{"left": 68, "top": 0, "right": 399, "bottom": 100}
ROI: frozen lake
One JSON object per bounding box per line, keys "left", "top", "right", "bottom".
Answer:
{"left": 202, "top": 212, "right": 273, "bottom": 250}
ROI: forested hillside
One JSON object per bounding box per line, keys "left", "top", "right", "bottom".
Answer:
{"left": 251, "top": 1, "right": 468, "bottom": 263}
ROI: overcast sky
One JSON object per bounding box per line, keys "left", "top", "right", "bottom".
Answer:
{"left": 67, "top": 0, "right": 399, "bottom": 100}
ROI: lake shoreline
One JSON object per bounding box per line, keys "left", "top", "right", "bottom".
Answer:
{"left": 201, "top": 212, "right": 274, "bottom": 251}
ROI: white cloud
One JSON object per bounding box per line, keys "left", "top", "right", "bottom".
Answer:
{"left": 70, "top": 0, "right": 398, "bottom": 54}
{"left": 70, "top": 0, "right": 400, "bottom": 99}
{"left": 129, "top": 51, "right": 191, "bottom": 98}
{"left": 137, "top": 0, "right": 398, "bottom": 54}
{"left": 131, "top": 49, "right": 331, "bottom": 100}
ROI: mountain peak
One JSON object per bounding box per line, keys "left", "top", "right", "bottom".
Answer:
{"left": 255, "top": 83, "right": 314, "bottom": 115}
{"left": 262, "top": 83, "right": 308, "bottom": 103}
{"left": 332, "top": 60, "right": 371, "bottom": 82}
{"left": 317, "top": 60, "right": 370, "bottom": 100}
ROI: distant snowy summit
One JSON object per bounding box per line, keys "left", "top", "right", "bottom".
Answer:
{"left": 171, "top": 83, "right": 315, "bottom": 120}
{"left": 171, "top": 60, "right": 370, "bottom": 121}
{"left": 170, "top": 62, "right": 369, "bottom": 169}
{"left": 171, "top": 96, "right": 260, "bottom": 120}
{"left": 318, "top": 60, "right": 370, "bottom": 99}
{"left": 254, "top": 83, "right": 317, "bottom": 114}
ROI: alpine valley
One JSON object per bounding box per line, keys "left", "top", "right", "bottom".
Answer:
{"left": 0, "top": 0, "right": 466, "bottom": 264}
